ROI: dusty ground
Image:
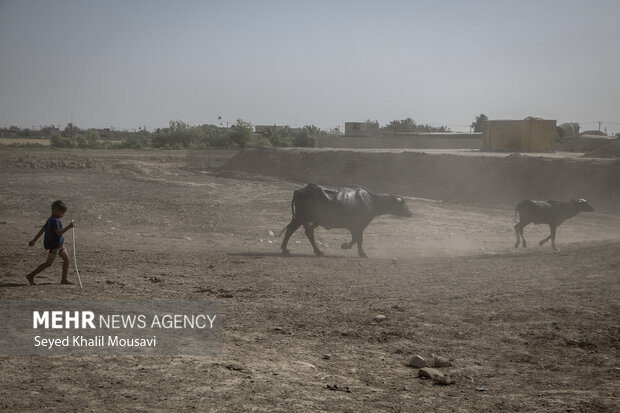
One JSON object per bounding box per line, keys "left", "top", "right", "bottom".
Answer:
{"left": 1, "top": 148, "right": 619, "bottom": 412}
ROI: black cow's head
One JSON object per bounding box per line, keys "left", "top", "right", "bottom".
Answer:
{"left": 573, "top": 198, "right": 594, "bottom": 212}
{"left": 390, "top": 195, "right": 413, "bottom": 217}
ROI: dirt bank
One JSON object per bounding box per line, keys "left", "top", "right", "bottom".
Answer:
{"left": 220, "top": 148, "right": 620, "bottom": 213}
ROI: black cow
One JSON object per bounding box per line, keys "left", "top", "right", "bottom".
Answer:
{"left": 280, "top": 184, "right": 413, "bottom": 257}
{"left": 514, "top": 199, "right": 594, "bottom": 251}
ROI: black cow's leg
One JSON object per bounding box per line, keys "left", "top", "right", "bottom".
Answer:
{"left": 304, "top": 224, "right": 324, "bottom": 256}
{"left": 280, "top": 221, "right": 301, "bottom": 255}
{"left": 514, "top": 223, "right": 522, "bottom": 248}
{"left": 355, "top": 230, "right": 367, "bottom": 258}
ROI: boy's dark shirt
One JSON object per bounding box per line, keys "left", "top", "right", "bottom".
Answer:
{"left": 44, "top": 217, "right": 63, "bottom": 249}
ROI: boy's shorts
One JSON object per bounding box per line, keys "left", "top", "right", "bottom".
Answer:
{"left": 48, "top": 247, "right": 65, "bottom": 254}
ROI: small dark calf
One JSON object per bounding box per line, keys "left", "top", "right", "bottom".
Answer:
{"left": 514, "top": 199, "right": 594, "bottom": 251}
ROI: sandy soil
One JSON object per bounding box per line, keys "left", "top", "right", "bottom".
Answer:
{"left": 1, "top": 148, "right": 619, "bottom": 412}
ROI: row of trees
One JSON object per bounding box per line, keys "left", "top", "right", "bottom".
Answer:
{"left": 0, "top": 120, "right": 323, "bottom": 149}
{"left": 1, "top": 115, "right": 490, "bottom": 149}
{"left": 150, "top": 120, "right": 321, "bottom": 148}
{"left": 382, "top": 118, "right": 453, "bottom": 133}
{"left": 0, "top": 123, "right": 150, "bottom": 149}
{"left": 359, "top": 115, "right": 490, "bottom": 134}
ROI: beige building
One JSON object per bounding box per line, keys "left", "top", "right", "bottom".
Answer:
{"left": 482, "top": 119, "right": 556, "bottom": 152}
{"left": 344, "top": 121, "right": 380, "bottom": 137}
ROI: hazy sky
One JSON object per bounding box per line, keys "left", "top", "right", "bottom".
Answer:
{"left": 1, "top": 0, "right": 619, "bottom": 133}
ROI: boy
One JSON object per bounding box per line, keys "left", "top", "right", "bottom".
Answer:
{"left": 27, "top": 200, "right": 75, "bottom": 285}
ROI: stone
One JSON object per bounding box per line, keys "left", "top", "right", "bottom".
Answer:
{"left": 418, "top": 368, "right": 454, "bottom": 385}
{"left": 408, "top": 355, "right": 427, "bottom": 368}
{"left": 374, "top": 314, "right": 386, "bottom": 322}
{"left": 434, "top": 375, "right": 455, "bottom": 385}
{"left": 433, "top": 356, "right": 452, "bottom": 368}
{"left": 418, "top": 367, "right": 442, "bottom": 380}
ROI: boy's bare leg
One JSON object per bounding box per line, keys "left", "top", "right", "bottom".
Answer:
{"left": 58, "top": 248, "right": 73, "bottom": 284}
{"left": 26, "top": 252, "right": 57, "bottom": 285}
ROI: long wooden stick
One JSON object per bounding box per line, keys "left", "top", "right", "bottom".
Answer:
{"left": 71, "top": 221, "right": 83, "bottom": 290}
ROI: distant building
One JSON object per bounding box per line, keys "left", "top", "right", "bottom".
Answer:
{"left": 482, "top": 119, "right": 556, "bottom": 152}
{"left": 345, "top": 121, "right": 380, "bottom": 137}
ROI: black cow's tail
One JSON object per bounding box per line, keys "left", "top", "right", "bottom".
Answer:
{"left": 279, "top": 195, "right": 296, "bottom": 237}
{"left": 514, "top": 205, "right": 520, "bottom": 223}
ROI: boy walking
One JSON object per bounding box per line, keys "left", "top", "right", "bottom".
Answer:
{"left": 27, "top": 200, "right": 75, "bottom": 285}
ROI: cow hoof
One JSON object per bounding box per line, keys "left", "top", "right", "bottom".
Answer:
{"left": 340, "top": 242, "right": 351, "bottom": 249}
{"left": 314, "top": 250, "right": 324, "bottom": 256}
{"left": 522, "top": 242, "right": 527, "bottom": 248}
{"left": 358, "top": 252, "right": 368, "bottom": 258}
{"left": 281, "top": 249, "right": 290, "bottom": 256}
{"left": 514, "top": 242, "right": 519, "bottom": 249}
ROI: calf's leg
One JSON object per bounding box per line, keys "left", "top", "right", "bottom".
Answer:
{"left": 515, "top": 222, "right": 528, "bottom": 248}
{"left": 550, "top": 225, "right": 559, "bottom": 251}
{"left": 520, "top": 226, "right": 527, "bottom": 248}
{"left": 539, "top": 224, "right": 556, "bottom": 248}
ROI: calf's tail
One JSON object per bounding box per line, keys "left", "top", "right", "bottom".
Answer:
{"left": 279, "top": 197, "right": 296, "bottom": 237}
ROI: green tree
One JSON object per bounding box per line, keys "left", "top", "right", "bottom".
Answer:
{"left": 152, "top": 120, "right": 194, "bottom": 148}
{"left": 85, "top": 130, "right": 100, "bottom": 148}
{"left": 193, "top": 124, "right": 221, "bottom": 147}
{"left": 124, "top": 134, "right": 147, "bottom": 149}
{"left": 471, "top": 114, "right": 488, "bottom": 132}
{"left": 384, "top": 118, "right": 417, "bottom": 133}
{"left": 293, "top": 126, "right": 318, "bottom": 147}
{"left": 63, "top": 122, "right": 79, "bottom": 138}
{"left": 259, "top": 126, "right": 292, "bottom": 147}
{"left": 18, "top": 128, "right": 33, "bottom": 137}
{"left": 75, "top": 133, "right": 88, "bottom": 148}
{"left": 226, "top": 119, "right": 253, "bottom": 147}
{"left": 50, "top": 130, "right": 73, "bottom": 148}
